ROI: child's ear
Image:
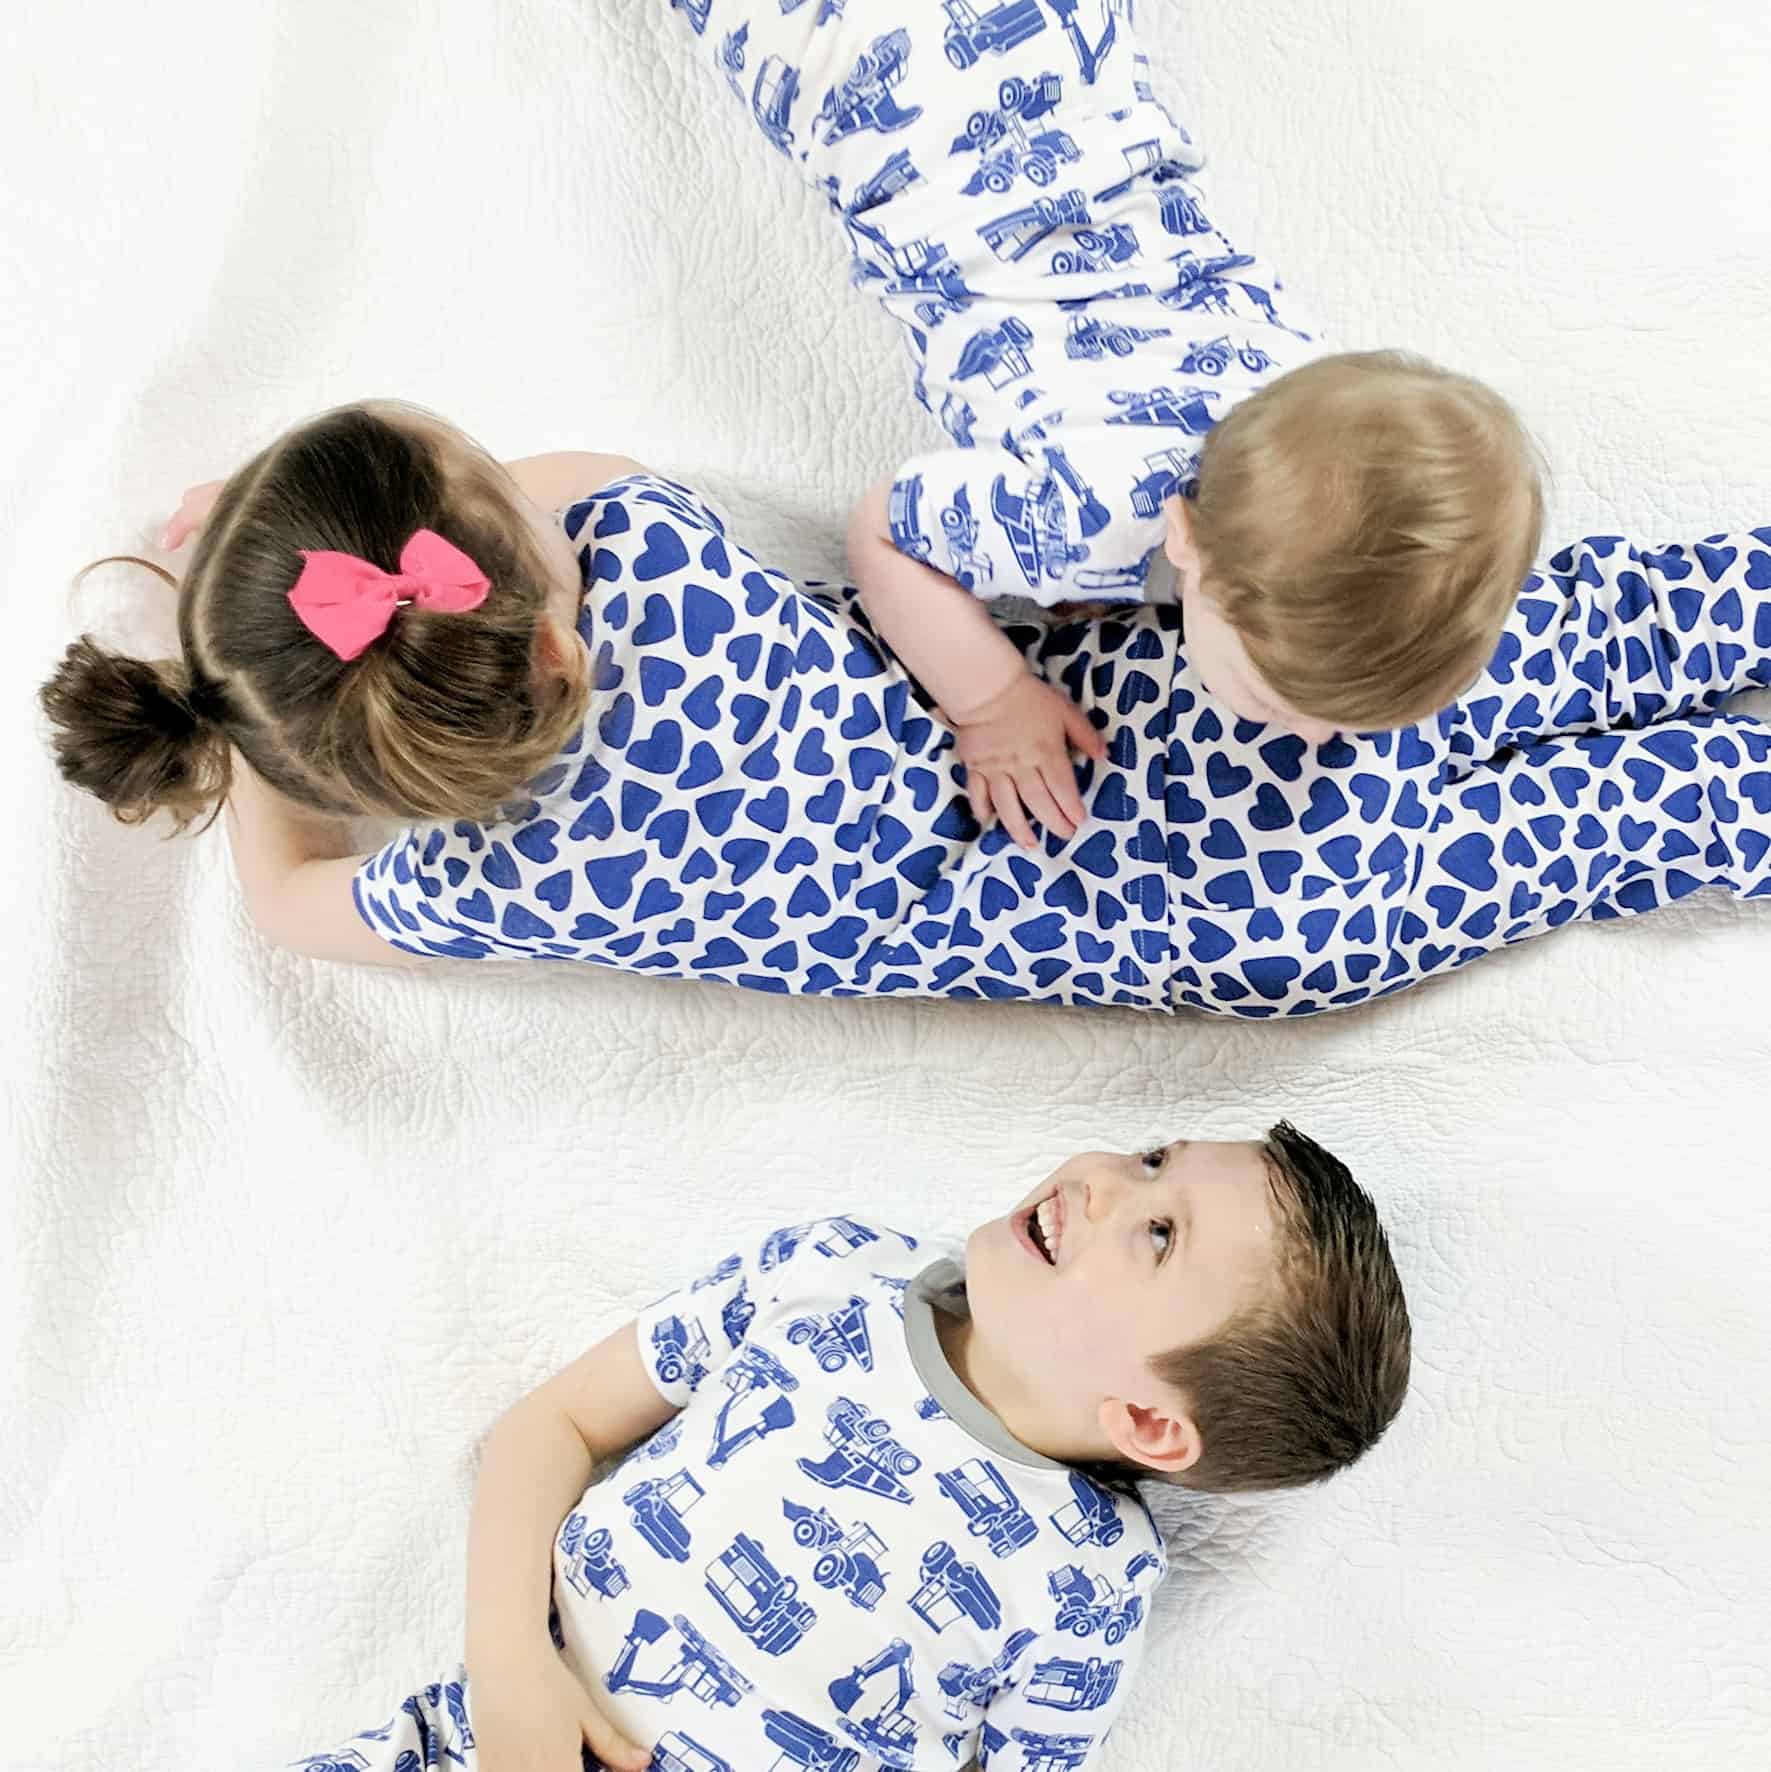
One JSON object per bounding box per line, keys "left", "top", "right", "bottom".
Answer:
{"left": 1098, "top": 1395, "right": 1203, "bottom": 1475}
{"left": 1162, "top": 496, "right": 1198, "bottom": 575}
{"left": 533, "top": 613, "right": 587, "bottom": 690}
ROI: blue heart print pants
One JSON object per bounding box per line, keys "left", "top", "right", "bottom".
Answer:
{"left": 1155, "top": 531, "right": 1771, "bottom": 1013}
{"left": 662, "top": 0, "right": 1319, "bottom": 603}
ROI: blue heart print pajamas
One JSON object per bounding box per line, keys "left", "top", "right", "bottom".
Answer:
{"left": 661, "top": 0, "right": 1319, "bottom": 604}
{"left": 352, "top": 474, "right": 1771, "bottom": 1016}
{"left": 285, "top": 1218, "right": 1168, "bottom": 1772}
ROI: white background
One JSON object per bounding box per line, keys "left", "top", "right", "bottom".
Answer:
{"left": 2, "top": 3, "right": 1768, "bottom": 1768}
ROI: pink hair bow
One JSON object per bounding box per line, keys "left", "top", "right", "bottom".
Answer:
{"left": 287, "top": 529, "right": 490, "bottom": 661}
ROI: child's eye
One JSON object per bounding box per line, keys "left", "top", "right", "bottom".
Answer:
{"left": 1139, "top": 1147, "right": 1167, "bottom": 1175}
{"left": 1149, "top": 1219, "right": 1173, "bottom": 1257}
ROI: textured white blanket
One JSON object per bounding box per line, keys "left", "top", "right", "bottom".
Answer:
{"left": 3, "top": 3, "right": 1769, "bottom": 1768}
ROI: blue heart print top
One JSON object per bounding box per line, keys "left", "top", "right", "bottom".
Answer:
{"left": 354, "top": 475, "right": 1771, "bottom": 1017}
{"left": 355, "top": 474, "right": 1176, "bottom": 1009}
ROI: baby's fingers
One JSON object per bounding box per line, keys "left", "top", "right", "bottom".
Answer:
{"left": 966, "top": 767, "right": 997, "bottom": 835}
{"left": 1021, "top": 769, "right": 1070, "bottom": 843}
{"left": 1062, "top": 698, "right": 1109, "bottom": 762}
{"left": 994, "top": 777, "right": 1040, "bottom": 851}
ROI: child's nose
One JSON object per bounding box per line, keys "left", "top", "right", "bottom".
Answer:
{"left": 1082, "top": 1172, "right": 1120, "bottom": 1223}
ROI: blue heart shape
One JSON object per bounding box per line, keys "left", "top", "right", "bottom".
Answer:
{"left": 851, "top": 747, "right": 893, "bottom": 790}
{"left": 774, "top": 836, "right": 818, "bottom": 873}
{"left": 1206, "top": 751, "right": 1252, "bottom": 798}
{"left": 1244, "top": 955, "right": 1302, "bottom": 1001}
{"left": 1300, "top": 779, "right": 1348, "bottom": 835}
{"left": 677, "top": 742, "right": 723, "bottom": 792}
{"left": 1201, "top": 819, "right": 1245, "bottom": 860}
{"left": 621, "top": 782, "right": 661, "bottom": 831}
{"left": 980, "top": 877, "right": 1020, "bottom": 920}
{"left": 629, "top": 720, "right": 684, "bottom": 777}
{"left": 1641, "top": 729, "right": 1698, "bottom": 772}
{"left": 1439, "top": 833, "right": 1498, "bottom": 890}
{"left": 646, "top": 809, "right": 689, "bottom": 859}
{"left": 634, "top": 594, "right": 676, "bottom": 646}
{"left": 695, "top": 789, "right": 743, "bottom": 836}
{"left": 633, "top": 522, "right": 690, "bottom": 582}
{"left": 635, "top": 878, "right": 684, "bottom": 922}
{"left": 809, "top": 916, "right": 868, "bottom": 959}
{"left": 456, "top": 888, "right": 495, "bottom": 925}
{"left": 1249, "top": 783, "right": 1294, "bottom": 830}
{"left": 742, "top": 736, "right": 781, "bottom": 782}
{"left": 725, "top": 633, "right": 761, "bottom": 680}
{"left": 1258, "top": 849, "right": 1302, "bottom": 894}
{"left": 747, "top": 787, "right": 790, "bottom": 832}
{"left": 639, "top": 655, "right": 686, "bottom": 708}
{"left": 723, "top": 694, "right": 764, "bottom": 747}
{"left": 682, "top": 847, "right": 718, "bottom": 884}
{"left": 692, "top": 937, "right": 748, "bottom": 971}
{"left": 598, "top": 691, "right": 635, "bottom": 751}
{"left": 734, "top": 897, "right": 780, "bottom": 940}
{"left": 857, "top": 879, "right": 900, "bottom": 919}
{"left": 1071, "top": 831, "right": 1119, "bottom": 877}
{"left": 789, "top": 876, "right": 833, "bottom": 918}
{"left": 1204, "top": 869, "right": 1254, "bottom": 910}
{"left": 513, "top": 820, "right": 560, "bottom": 866}
{"left": 807, "top": 781, "right": 845, "bottom": 824}
{"left": 1092, "top": 773, "right": 1134, "bottom": 822}
{"left": 722, "top": 839, "right": 769, "bottom": 885}
{"left": 796, "top": 728, "right": 835, "bottom": 776}
{"left": 584, "top": 852, "right": 644, "bottom": 908}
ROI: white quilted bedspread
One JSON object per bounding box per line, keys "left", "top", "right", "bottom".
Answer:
{"left": 3, "top": 4, "right": 1769, "bottom": 1768}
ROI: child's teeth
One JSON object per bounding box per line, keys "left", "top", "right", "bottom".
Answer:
{"left": 1037, "top": 1199, "right": 1058, "bottom": 1261}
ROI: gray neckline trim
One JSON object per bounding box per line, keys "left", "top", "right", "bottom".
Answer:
{"left": 904, "top": 1256, "right": 1068, "bottom": 1474}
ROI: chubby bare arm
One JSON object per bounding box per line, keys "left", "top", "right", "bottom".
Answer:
{"left": 847, "top": 476, "right": 1105, "bottom": 849}
{"left": 223, "top": 762, "right": 417, "bottom": 966}
{"left": 503, "top": 452, "right": 650, "bottom": 510}
{"left": 464, "top": 1322, "right": 676, "bottom": 1772}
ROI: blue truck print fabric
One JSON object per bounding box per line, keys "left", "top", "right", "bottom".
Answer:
{"left": 662, "top": 0, "right": 1321, "bottom": 604}
{"left": 285, "top": 1217, "right": 1167, "bottom": 1772}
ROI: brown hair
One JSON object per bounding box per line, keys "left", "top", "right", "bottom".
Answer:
{"left": 1191, "top": 351, "right": 1546, "bottom": 729}
{"left": 38, "top": 402, "right": 587, "bottom": 830}
{"left": 1147, "top": 1121, "right": 1411, "bottom": 1493}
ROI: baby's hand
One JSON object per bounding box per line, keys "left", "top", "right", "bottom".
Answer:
{"left": 951, "top": 673, "right": 1107, "bottom": 850}
{"left": 158, "top": 479, "right": 227, "bottom": 552}
{"left": 469, "top": 1647, "right": 649, "bottom": 1772}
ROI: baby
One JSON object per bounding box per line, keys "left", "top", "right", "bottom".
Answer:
{"left": 287, "top": 1126, "right": 1410, "bottom": 1772}
{"left": 664, "top": 0, "right": 1545, "bottom": 841}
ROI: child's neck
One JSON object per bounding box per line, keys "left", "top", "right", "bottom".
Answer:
{"left": 934, "top": 1305, "right": 1086, "bottom": 1465}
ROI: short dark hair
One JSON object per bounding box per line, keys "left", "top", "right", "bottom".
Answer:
{"left": 1147, "top": 1121, "right": 1411, "bottom": 1493}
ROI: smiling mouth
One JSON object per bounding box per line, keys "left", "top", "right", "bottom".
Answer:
{"left": 1024, "top": 1191, "right": 1062, "bottom": 1266}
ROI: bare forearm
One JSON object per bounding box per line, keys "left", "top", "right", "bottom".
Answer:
{"left": 464, "top": 1394, "right": 595, "bottom": 1671}
{"left": 223, "top": 760, "right": 356, "bottom": 908}
{"left": 847, "top": 481, "right": 1026, "bottom": 720}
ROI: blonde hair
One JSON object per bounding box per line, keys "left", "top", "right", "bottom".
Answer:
{"left": 39, "top": 402, "right": 587, "bottom": 831}
{"left": 1190, "top": 351, "right": 1546, "bottom": 729}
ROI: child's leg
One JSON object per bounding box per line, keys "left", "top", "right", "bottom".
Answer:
{"left": 1383, "top": 710, "right": 1771, "bottom": 1001}
{"left": 1445, "top": 529, "right": 1771, "bottom": 774}
{"left": 289, "top": 1673, "right": 477, "bottom": 1771}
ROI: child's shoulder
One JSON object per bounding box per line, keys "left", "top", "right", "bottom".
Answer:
{"left": 562, "top": 472, "right": 730, "bottom": 550}
{"left": 750, "top": 1213, "right": 928, "bottom": 1290}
